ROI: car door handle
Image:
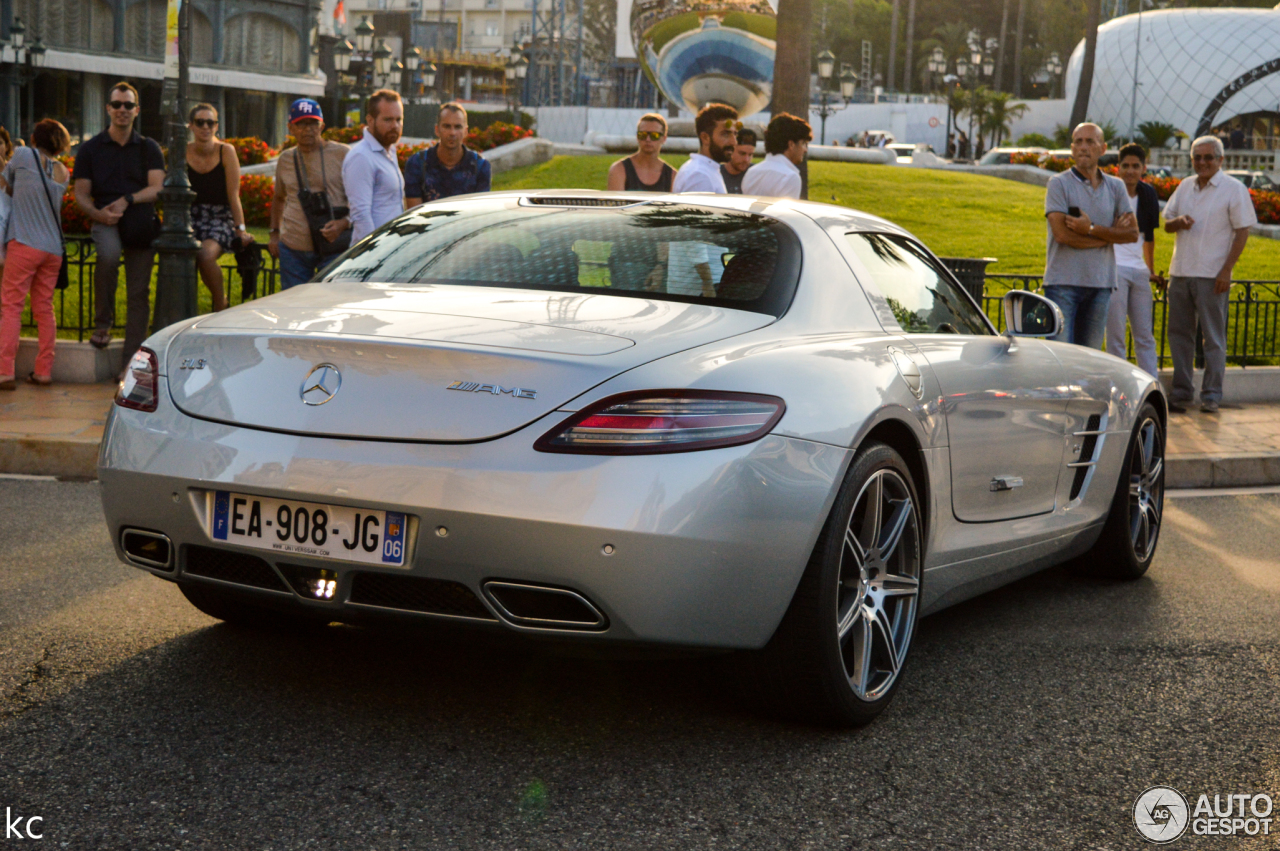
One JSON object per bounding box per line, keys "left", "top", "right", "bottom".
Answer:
{"left": 990, "top": 476, "right": 1024, "bottom": 492}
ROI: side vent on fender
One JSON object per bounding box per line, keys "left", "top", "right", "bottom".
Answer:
{"left": 1068, "top": 414, "right": 1104, "bottom": 501}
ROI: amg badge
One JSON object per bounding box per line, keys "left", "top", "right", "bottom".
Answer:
{"left": 447, "top": 380, "right": 537, "bottom": 400}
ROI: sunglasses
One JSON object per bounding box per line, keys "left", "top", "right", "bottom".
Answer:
{"left": 192, "top": 118, "right": 218, "bottom": 129}
{"left": 109, "top": 101, "right": 137, "bottom": 110}
{"left": 720, "top": 120, "right": 744, "bottom": 131}
{"left": 636, "top": 130, "right": 664, "bottom": 141}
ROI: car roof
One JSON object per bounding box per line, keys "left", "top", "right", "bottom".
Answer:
{"left": 481, "top": 189, "right": 911, "bottom": 238}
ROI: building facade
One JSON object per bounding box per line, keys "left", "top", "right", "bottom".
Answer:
{"left": 1, "top": 0, "right": 326, "bottom": 146}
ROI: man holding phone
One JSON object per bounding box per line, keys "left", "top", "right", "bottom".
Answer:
{"left": 1043, "top": 122, "right": 1138, "bottom": 349}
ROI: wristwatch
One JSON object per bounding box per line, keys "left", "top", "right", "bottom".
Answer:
{"left": 236, "top": 224, "right": 247, "bottom": 232}
{"left": 124, "top": 193, "right": 134, "bottom": 207}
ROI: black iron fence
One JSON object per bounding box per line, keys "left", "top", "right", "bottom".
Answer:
{"left": 20, "top": 235, "right": 280, "bottom": 341}
{"left": 21, "top": 244, "right": 1280, "bottom": 369}
{"left": 983, "top": 273, "right": 1280, "bottom": 368}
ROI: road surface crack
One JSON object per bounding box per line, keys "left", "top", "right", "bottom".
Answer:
{"left": 1, "top": 642, "right": 56, "bottom": 720}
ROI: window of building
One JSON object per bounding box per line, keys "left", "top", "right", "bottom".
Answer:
{"left": 16, "top": 0, "right": 113, "bottom": 52}
{"left": 225, "top": 13, "right": 303, "bottom": 74}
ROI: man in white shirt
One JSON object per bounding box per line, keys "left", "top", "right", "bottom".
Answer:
{"left": 342, "top": 89, "right": 405, "bottom": 244}
{"left": 1163, "top": 135, "right": 1256, "bottom": 413}
{"left": 742, "top": 113, "right": 810, "bottom": 199}
{"left": 671, "top": 103, "right": 739, "bottom": 194}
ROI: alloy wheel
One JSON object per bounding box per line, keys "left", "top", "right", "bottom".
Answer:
{"left": 1128, "top": 416, "right": 1164, "bottom": 562}
{"left": 837, "top": 468, "right": 921, "bottom": 702}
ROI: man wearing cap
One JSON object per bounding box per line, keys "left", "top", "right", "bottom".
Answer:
{"left": 405, "top": 103, "right": 491, "bottom": 205}
{"left": 343, "top": 88, "right": 405, "bottom": 243}
{"left": 269, "top": 98, "right": 350, "bottom": 289}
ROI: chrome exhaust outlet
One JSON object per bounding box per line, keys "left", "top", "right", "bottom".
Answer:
{"left": 482, "top": 581, "right": 608, "bottom": 631}
{"left": 120, "top": 528, "right": 174, "bottom": 570}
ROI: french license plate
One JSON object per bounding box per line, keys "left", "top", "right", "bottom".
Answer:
{"left": 208, "top": 491, "right": 408, "bottom": 567}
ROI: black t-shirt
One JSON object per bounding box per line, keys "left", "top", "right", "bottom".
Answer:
{"left": 73, "top": 129, "right": 165, "bottom": 207}
{"left": 721, "top": 163, "right": 747, "bottom": 194}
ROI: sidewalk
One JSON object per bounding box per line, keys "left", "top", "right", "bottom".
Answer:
{"left": 1, "top": 381, "right": 1278, "bottom": 488}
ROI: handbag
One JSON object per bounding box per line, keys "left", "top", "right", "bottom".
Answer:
{"left": 294, "top": 145, "right": 351, "bottom": 258}
{"left": 117, "top": 140, "right": 162, "bottom": 249}
{"left": 32, "top": 147, "right": 71, "bottom": 291}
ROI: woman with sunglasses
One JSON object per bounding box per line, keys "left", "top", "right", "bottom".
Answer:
{"left": 187, "top": 103, "right": 252, "bottom": 311}
{"left": 606, "top": 113, "right": 676, "bottom": 192}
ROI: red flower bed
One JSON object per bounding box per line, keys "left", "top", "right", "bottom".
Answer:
{"left": 324, "top": 126, "right": 364, "bottom": 144}
{"left": 1010, "top": 152, "right": 1041, "bottom": 166}
{"left": 1041, "top": 155, "right": 1072, "bottom": 173}
{"left": 240, "top": 174, "right": 275, "bottom": 228}
{"left": 1144, "top": 174, "right": 1181, "bottom": 201}
{"left": 397, "top": 141, "right": 431, "bottom": 172}
{"left": 464, "top": 122, "right": 534, "bottom": 152}
{"left": 226, "top": 136, "right": 277, "bottom": 166}
{"left": 1251, "top": 189, "right": 1280, "bottom": 225}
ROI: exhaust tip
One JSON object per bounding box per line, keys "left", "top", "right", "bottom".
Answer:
{"left": 483, "top": 581, "right": 608, "bottom": 631}
{"left": 121, "top": 528, "right": 173, "bottom": 570}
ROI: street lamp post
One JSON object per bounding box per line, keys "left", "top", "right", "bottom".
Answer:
{"left": 1044, "top": 52, "right": 1062, "bottom": 100}
{"left": 151, "top": 0, "right": 200, "bottom": 329}
{"left": 814, "top": 50, "right": 853, "bottom": 145}
{"left": 505, "top": 53, "right": 529, "bottom": 117}
{"left": 0, "top": 17, "right": 48, "bottom": 133}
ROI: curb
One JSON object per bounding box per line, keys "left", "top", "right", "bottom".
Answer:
{"left": 1165, "top": 452, "right": 1280, "bottom": 489}
{"left": 4, "top": 433, "right": 1276, "bottom": 489}
{"left": 0, "top": 437, "right": 100, "bottom": 480}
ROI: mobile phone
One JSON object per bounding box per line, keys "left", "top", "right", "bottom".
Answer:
{"left": 1067, "top": 206, "right": 1082, "bottom": 217}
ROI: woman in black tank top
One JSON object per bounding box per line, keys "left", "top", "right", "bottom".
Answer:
{"left": 606, "top": 115, "right": 677, "bottom": 193}
{"left": 186, "top": 103, "right": 253, "bottom": 311}
{"left": 621, "top": 157, "right": 675, "bottom": 192}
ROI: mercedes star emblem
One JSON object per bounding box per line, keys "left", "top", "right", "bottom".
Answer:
{"left": 300, "top": 364, "right": 342, "bottom": 406}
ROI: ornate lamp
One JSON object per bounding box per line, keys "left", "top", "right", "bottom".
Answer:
{"left": 373, "top": 39, "right": 392, "bottom": 77}
{"left": 28, "top": 35, "right": 45, "bottom": 67}
{"left": 817, "top": 49, "right": 836, "bottom": 81}
{"left": 422, "top": 62, "right": 437, "bottom": 88}
{"left": 355, "top": 16, "right": 375, "bottom": 54}
{"left": 9, "top": 15, "right": 24, "bottom": 49}
{"left": 333, "top": 39, "right": 353, "bottom": 72}
{"left": 839, "top": 69, "right": 857, "bottom": 100}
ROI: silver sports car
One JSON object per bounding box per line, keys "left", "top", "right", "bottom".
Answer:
{"left": 100, "top": 191, "right": 1166, "bottom": 725}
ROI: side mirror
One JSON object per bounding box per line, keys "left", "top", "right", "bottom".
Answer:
{"left": 1002, "top": 290, "right": 1063, "bottom": 338}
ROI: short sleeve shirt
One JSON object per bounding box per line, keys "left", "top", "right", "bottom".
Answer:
{"left": 274, "top": 142, "right": 349, "bottom": 253}
{"left": 403, "top": 146, "right": 492, "bottom": 202}
{"left": 72, "top": 129, "right": 165, "bottom": 207}
{"left": 672, "top": 154, "right": 727, "bottom": 194}
{"left": 1163, "top": 170, "right": 1258, "bottom": 277}
{"left": 1043, "top": 167, "right": 1130, "bottom": 289}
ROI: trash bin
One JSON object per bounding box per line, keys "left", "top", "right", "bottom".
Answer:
{"left": 938, "top": 257, "right": 997, "bottom": 305}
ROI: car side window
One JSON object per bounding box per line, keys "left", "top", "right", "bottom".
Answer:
{"left": 844, "top": 232, "right": 991, "bottom": 336}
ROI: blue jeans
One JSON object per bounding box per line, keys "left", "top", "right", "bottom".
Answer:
{"left": 1043, "top": 285, "right": 1112, "bottom": 350}
{"left": 278, "top": 243, "right": 326, "bottom": 290}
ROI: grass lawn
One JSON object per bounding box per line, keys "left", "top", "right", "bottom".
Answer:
{"left": 495, "top": 155, "right": 1280, "bottom": 280}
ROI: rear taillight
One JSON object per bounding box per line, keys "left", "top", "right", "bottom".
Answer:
{"left": 116, "top": 347, "right": 159, "bottom": 412}
{"left": 535, "top": 390, "right": 785, "bottom": 455}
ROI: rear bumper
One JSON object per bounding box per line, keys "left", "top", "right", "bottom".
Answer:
{"left": 100, "top": 404, "right": 848, "bottom": 649}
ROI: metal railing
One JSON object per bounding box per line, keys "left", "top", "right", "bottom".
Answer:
{"left": 20, "top": 235, "right": 280, "bottom": 341}
{"left": 984, "top": 273, "right": 1280, "bottom": 368}
{"left": 1151, "top": 148, "right": 1280, "bottom": 175}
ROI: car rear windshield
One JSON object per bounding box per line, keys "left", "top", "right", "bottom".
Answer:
{"left": 315, "top": 201, "right": 802, "bottom": 316}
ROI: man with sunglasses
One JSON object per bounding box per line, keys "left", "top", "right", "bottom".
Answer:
{"left": 606, "top": 113, "right": 676, "bottom": 192}
{"left": 1163, "top": 135, "right": 1255, "bottom": 413}
{"left": 671, "top": 103, "right": 739, "bottom": 194}
{"left": 72, "top": 81, "right": 165, "bottom": 373}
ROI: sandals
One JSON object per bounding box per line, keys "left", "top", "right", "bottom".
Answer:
{"left": 90, "top": 330, "right": 112, "bottom": 349}
{"left": 26, "top": 372, "right": 53, "bottom": 387}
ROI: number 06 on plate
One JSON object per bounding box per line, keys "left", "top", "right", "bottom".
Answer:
{"left": 208, "top": 491, "right": 409, "bottom": 567}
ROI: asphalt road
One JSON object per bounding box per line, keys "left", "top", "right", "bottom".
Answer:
{"left": 1, "top": 478, "right": 1278, "bottom": 850}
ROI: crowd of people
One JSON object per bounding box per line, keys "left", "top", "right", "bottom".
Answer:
{"left": 0, "top": 81, "right": 1257, "bottom": 411}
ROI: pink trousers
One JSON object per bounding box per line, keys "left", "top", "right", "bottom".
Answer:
{"left": 0, "top": 240, "right": 62, "bottom": 378}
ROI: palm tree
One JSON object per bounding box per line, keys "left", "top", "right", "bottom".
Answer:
{"left": 963, "top": 86, "right": 992, "bottom": 158}
{"left": 1069, "top": 0, "right": 1103, "bottom": 128}
{"left": 982, "top": 91, "right": 1029, "bottom": 148}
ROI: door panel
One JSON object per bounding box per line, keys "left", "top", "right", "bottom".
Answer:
{"left": 913, "top": 337, "right": 1070, "bottom": 522}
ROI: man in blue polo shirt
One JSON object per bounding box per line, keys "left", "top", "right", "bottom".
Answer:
{"left": 404, "top": 103, "right": 491, "bottom": 205}
{"left": 1043, "top": 122, "right": 1139, "bottom": 349}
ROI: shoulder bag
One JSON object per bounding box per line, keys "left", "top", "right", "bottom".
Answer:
{"left": 118, "top": 139, "right": 162, "bottom": 249}
{"left": 294, "top": 145, "right": 352, "bottom": 257}
{"left": 32, "top": 147, "right": 70, "bottom": 290}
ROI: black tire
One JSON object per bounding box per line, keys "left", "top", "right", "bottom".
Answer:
{"left": 1073, "top": 401, "right": 1165, "bottom": 580}
{"left": 179, "top": 582, "right": 331, "bottom": 631}
{"left": 749, "top": 441, "right": 924, "bottom": 726}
